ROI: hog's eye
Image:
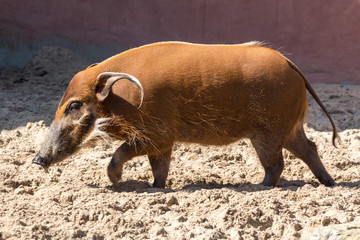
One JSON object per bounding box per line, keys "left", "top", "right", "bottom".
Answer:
{"left": 66, "top": 100, "right": 83, "bottom": 113}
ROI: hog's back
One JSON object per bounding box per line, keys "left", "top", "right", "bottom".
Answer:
{"left": 100, "top": 42, "right": 307, "bottom": 144}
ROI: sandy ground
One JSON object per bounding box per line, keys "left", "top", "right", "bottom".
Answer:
{"left": 0, "top": 47, "right": 359, "bottom": 240}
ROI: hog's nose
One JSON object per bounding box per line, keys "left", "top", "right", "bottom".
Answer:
{"left": 32, "top": 155, "right": 48, "bottom": 167}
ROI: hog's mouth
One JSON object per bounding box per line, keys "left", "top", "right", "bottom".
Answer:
{"left": 32, "top": 154, "right": 50, "bottom": 168}
{"left": 32, "top": 111, "right": 98, "bottom": 169}
{"left": 32, "top": 148, "right": 76, "bottom": 169}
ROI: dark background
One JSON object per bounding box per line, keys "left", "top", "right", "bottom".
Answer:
{"left": 1, "top": 0, "right": 359, "bottom": 84}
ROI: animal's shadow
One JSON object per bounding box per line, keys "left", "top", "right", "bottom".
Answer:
{"left": 87, "top": 178, "right": 359, "bottom": 194}
{"left": 336, "top": 181, "right": 360, "bottom": 189}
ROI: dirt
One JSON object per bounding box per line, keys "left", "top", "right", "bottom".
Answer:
{"left": 0, "top": 46, "right": 359, "bottom": 240}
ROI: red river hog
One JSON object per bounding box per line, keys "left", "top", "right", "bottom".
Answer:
{"left": 32, "top": 41, "right": 339, "bottom": 188}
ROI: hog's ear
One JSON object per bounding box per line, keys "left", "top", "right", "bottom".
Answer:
{"left": 95, "top": 72, "right": 144, "bottom": 108}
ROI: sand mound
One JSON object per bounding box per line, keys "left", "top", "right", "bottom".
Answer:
{"left": 0, "top": 47, "right": 359, "bottom": 239}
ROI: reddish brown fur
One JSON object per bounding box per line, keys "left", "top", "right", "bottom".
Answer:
{"left": 35, "top": 42, "right": 338, "bottom": 188}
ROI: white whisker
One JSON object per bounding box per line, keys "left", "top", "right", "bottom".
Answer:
{"left": 80, "top": 118, "right": 114, "bottom": 147}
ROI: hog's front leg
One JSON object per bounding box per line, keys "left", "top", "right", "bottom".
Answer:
{"left": 107, "top": 142, "right": 144, "bottom": 188}
{"left": 148, "top": 149, "right": 172, "bottom": 188}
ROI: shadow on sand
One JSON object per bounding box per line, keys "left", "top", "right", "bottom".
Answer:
{"left": 87, "top": 177, "right": 359, "bottom": 195}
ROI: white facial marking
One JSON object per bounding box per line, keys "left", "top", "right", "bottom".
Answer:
{"left": 72, "top": 112, "right": 87, "bottom": 125}
{"left": 80, "top": 118, "right": 113, "bottom": 147}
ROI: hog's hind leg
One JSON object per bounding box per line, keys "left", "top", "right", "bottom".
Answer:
{"left": 148, "top": 148, "right": 172, "bottom": 188}
{"left": 284, "top": 126, "right": 335, "bottom": 186}
{"left": 250, "top": 135, "right": 284, "bottom": 187}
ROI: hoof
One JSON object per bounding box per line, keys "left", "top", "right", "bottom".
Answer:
{"left": 322, "top": 178, "right": 336, "bottom": 187}
{"left": 261, "top": 175, "right": 280, "bottom": 187}
{"left": 317, "top": 173, "right": 336, "bottom": 187}
{"left": 153, "top": 179, "right": 166, "bottom": 188}
{"left": 107, "top": 168, "right": 122, "bottom": 188}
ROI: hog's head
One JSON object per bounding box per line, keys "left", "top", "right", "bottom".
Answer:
{"left": 32, "top": 71, "right": 143, "bottom": 168}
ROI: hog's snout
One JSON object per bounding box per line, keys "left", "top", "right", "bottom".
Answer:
{"left": 32, "top": 155, "right": 49, "bottom": 168}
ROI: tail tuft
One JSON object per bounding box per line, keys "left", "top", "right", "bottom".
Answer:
{"left": 332, "top": 132, "right": 342, "bottom": 148}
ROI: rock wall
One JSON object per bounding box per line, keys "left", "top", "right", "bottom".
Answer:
{"left": 1, "top": 0, "right": 359, "bottom": 83}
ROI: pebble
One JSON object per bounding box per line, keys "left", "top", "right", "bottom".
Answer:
{"left": 60, "top": 192, "right": 73, "bottom": 204}
{"left": 89, "top": 210, "right": 97, "bottom": 221}
{"left": 293, "top": 223, "right": 302, "bottom": 231}
{"left": 150, "top": 226, "right": 167, "bottom": 237}
{"left": 321, "top": 216, "right": 331, "bottom": 226}
{"left": 167, "top": 196, "right": 179, "bottom": 206}
{"left": 14, "top": 187, "right": 26, "bottom": 195}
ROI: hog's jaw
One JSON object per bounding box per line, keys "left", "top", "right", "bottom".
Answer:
{"left": 32, "top": 104, "right": 96, "bottom": 167}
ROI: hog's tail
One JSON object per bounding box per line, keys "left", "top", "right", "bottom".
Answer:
{"left": 284, "top": 56, "right": 340, "bottom": 147}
